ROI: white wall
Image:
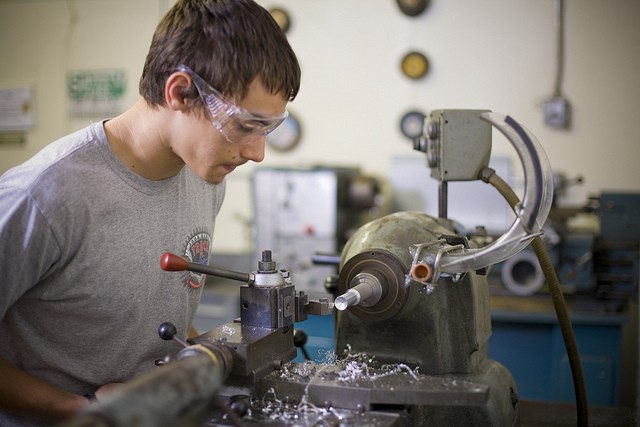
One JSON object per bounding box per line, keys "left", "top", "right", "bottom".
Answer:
{"left": 1, "top": 0, "right": 639, "bottom": 253}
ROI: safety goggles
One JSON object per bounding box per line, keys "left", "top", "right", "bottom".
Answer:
{"left": 177, "top": 65, "right": 288, "bottom": 145}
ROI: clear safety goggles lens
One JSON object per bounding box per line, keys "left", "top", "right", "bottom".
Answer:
{"left": 177, "top": 65, "right": 288, "bottom": 144}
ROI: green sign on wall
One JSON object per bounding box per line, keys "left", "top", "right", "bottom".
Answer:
{"left": 66, "top": 69, "right": 126, "bottom": 117}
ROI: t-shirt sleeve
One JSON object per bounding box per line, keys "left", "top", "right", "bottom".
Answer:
{"left": 0, "top": 186, "right": 61, "bottom": 319}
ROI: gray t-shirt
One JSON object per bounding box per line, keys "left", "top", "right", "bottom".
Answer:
{"left": 0, "top": 121, "right": 225, "bottom": 425}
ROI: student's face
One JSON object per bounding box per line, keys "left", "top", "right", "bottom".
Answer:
{"left": 174, "top": 77, "right": 288, "bottom": 184}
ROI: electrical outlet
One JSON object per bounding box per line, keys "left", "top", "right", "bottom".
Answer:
{"left": 543, "top": 96, "right": 571, "bottom": 129}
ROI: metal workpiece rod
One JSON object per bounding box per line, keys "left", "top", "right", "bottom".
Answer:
{"left": 160, "top": 252, "right": 251, "bottom": 283}
{"left": 334, "top": 272, "right": 383, "bottom": 311}
{"left": 334, "top": 289, "right": 360, "bottom": 311}
{"left": 63, "top": 351, "right": 230, "bottom": 427}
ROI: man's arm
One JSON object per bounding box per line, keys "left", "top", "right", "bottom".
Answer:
{"left": 0, "top": 358, "right": 88, "bottom": 421}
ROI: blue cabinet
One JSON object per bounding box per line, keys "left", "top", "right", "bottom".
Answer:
{"left": 489, "top": 299, "right": 628, "bottom": 406}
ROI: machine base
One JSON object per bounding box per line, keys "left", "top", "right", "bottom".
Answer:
{"left": 207, "top": 357, "right": 519, "bottom": 426}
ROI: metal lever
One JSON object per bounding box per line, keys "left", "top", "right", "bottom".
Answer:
{"left": 160, "top": 252, "right": 252, "bottom": 283}
{"left": 158, "top": 322, "right": 189, "bottom": 348}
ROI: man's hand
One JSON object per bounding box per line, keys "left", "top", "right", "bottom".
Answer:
{"left": 94, "top": 383, "right": 125, "bottom": 400}
{"left": 0, "top": 358, "right": 87, "bottom": 421}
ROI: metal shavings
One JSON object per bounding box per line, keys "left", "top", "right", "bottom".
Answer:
{"left": 220, "top": 325, "right": 235, "bottom": 336}
{"left": 277, "top": 345, "right": 421, "bottom": 386}
{"left": 315, "top": 348, "right": 339, "bottom": 364}
{"left": 337, "top": 360, "right": 420, "bottom": 384}
{"left": 235, "top": 387, "right": 371, "bottom": 426}
{"left": 271, "top": 360, "right": 318, "bottom": 382}
{"left": 375, "top": 363, "right": 419, "bottom": 381}
{"left": 338, "top": 360, "right": 369, "bottom": 383}
{"left": 223, "top": 347, "right": 422, "bottom": 425}
{"left": 337, "top": 347, "right": 420, "bottom": 384}
{"left": 292, "top": 361, "right": 316, "bottom": 378}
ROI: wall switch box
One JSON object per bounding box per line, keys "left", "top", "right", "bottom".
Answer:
{"left": 543, "top": 96, "right": 571, "bottom": 129}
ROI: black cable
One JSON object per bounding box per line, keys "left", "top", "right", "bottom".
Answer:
{"left": 553, "top": 0, "right": 566, "bottom": 97}
{"left": 481, "top": 167, "right": 588, "bottom": 427}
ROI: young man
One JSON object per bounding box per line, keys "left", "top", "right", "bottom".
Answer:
{"left": 0, "top": 0, "right": 300, "bottom": 424}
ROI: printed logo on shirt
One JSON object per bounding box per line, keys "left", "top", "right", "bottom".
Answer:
{"left": 183, "top": 229, "right": 211, "bottom": 290}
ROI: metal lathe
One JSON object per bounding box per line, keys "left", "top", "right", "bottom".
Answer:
{"left": 65, "top": 110, "right": 573, "bottom": 427}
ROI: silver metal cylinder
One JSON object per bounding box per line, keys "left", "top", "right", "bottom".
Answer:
{"left": 334, "top": 289, "right": 360, "bottom": 311}
{"left": 335, "top": 272, "right": 383, "bottom": 311}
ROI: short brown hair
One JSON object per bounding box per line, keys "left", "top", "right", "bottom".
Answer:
{"left": 140, "top": 0, "right": 300, "bottom": 108}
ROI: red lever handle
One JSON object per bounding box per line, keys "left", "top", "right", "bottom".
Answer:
{"left": 160, "top": 252, "right": 189, "bottom": 271}
{"left": 160, "top": 251, "right": 251, "bottom": 282}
